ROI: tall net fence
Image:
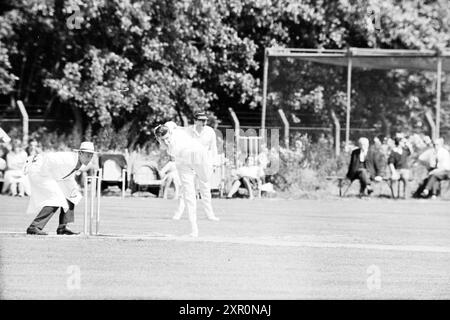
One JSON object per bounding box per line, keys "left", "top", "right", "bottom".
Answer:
{"left": 266, "top": 55, "right": 450, "bottom": 149}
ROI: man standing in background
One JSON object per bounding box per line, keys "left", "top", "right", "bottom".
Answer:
{"left": 172, "top": 112, "right": 220, "bottom": 221}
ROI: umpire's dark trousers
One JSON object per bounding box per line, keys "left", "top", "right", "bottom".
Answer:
{"left": 29, "top": 200, "right": 75, "bottom": 230}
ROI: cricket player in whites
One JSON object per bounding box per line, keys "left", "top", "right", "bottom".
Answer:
{"left": 154, "top": 122, "right": 213, "bottom": 237}
{"left": 172, "top": 111, "right": 219, "bottom": 221}
{"left": 25, "top": 142, "right": 96, "bottom": 235}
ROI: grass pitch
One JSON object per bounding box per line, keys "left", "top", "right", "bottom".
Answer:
{"left": 1, "top": 195, "right": 450, "bottom": 299}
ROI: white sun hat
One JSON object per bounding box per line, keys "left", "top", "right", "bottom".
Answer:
{"left": 165, "top": 121, "right": 178, "bottom": 132}
{"left": 73, "top": 141, "right": 96, "bottom": 153}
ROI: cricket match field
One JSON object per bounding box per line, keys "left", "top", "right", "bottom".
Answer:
{"left": 1, "top": 195, "right": 450, "bottom": 299}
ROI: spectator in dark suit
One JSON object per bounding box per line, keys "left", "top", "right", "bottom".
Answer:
{"left": 346, "top": 137, "right": 384, "bottom": 196}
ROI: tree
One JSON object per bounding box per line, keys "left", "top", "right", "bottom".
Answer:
{"left": 0, "top": 0, "right": 448, "bottom": 146}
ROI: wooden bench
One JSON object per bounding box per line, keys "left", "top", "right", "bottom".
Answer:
{"left": 326, "top": 176, "right": 395, "bottom": 198}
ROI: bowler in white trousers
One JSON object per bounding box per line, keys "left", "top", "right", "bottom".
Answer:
{"left": 154, "top": 122, "right": 213, "bottom": 237}
{"left": 172, "top": 112, "right": 219, "bottom": 221}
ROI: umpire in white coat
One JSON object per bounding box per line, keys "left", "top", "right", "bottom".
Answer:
{"left": 25, "top": 142, "right": 96, "bottom": 235}
{"left": 154, "top": 122, "right": 212, "bottom": 237}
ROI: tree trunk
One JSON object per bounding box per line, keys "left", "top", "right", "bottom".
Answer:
{"left": 381, "top": 114, "right": 390, "bottom": 137}
{"left": 71, "top": 106, "right": 83, "bottom": 137}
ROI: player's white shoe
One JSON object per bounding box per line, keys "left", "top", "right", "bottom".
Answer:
{"left": 172, "top": 212, "right": 182, "bottom": 220}
{"left": 189, "top": 224, "right": 199, "bottom": 237}
{"left": 207, "top": 216, "right": 220, "bottom": 221}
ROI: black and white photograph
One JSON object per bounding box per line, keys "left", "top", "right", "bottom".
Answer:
{"left": 0, "top": 0, "right": 450, "bottom": 304}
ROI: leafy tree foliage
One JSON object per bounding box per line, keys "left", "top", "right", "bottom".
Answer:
{"left": 0, "top": 0, "right": 448, "bottom": 145}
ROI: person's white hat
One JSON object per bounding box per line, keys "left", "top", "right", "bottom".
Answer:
{"left": 73, "top": 141, "right": 96, "bottom": 153}
{"left": 165, "top": 121, "right": 178, "bottom": 132}
{"left": 433, "top": 137, "right": 444, "bottom": 146}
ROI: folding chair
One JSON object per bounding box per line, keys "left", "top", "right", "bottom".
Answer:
{"left": 98, "top": 154, "right": 127, "bottom": 197}
{"left": 130, "top": 162, "right": 162, "bottom": 197}
{"left": 341, "top": 177, "right": 394, "bottom": 198}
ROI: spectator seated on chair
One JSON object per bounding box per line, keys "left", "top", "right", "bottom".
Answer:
{"left": 2, "top": 139, "right": 28, "bottom": 197}
{"left": 388, "top": 137, "right": 413, "bottom": 198}
{"left": 346, "top": 137, "right": 384, "bottom": 196}
{"left": 418, "top": 138, "right": 450, "bottom": 199}
{"left": 226, "top": 158, "right": 264, "bottom": 200}
{"left": 160, "top": 157, "right": 180, "bottom": 199}
{"left": 129, "top": 160, "right": 162, "bottom": 196}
